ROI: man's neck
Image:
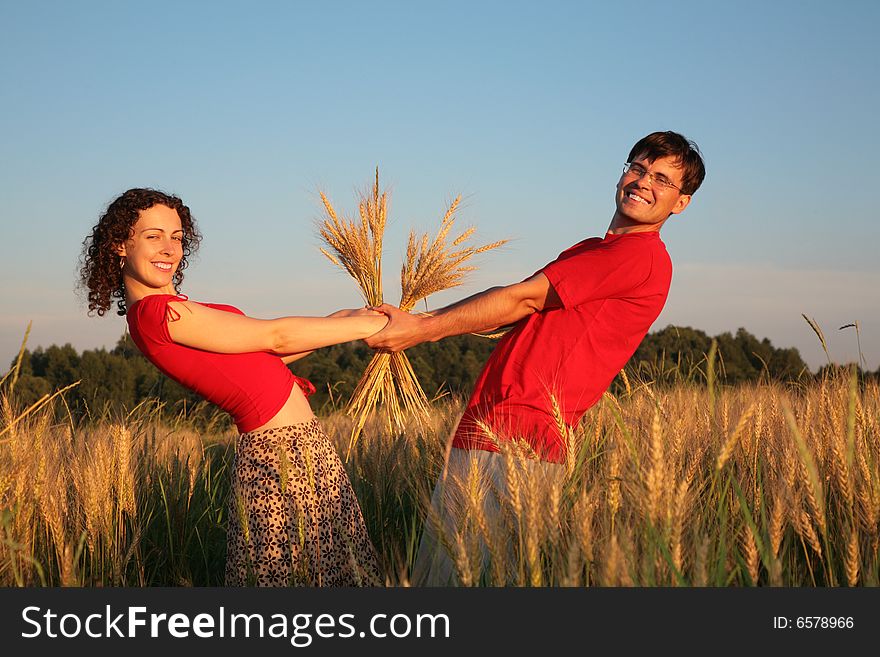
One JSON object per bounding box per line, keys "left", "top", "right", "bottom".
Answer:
{"left": 607, "top": 213, "right": 667, "bottom": 235}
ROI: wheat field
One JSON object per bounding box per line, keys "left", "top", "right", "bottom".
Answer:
{"left": 1, "top": 367, "right": 878, "bottom": 586}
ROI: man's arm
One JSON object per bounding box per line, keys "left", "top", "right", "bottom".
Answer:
{"left": 365, "top": 272, "right": 561, "bottom": 352}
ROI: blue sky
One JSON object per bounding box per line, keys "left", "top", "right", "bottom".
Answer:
{"left": 2, "top": 0, "right": 878, "bottom": 371}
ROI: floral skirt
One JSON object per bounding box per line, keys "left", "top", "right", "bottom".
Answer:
{"left": 225, "top": 418, "right": 381, "bottom": 586}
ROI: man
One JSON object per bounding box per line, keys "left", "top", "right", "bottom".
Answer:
{"left": 367, "top": 131, "right": 705, "bottom": 584}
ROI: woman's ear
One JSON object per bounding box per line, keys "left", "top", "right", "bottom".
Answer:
{"left": 115, "top": 242, "right": 127, "bottom": 257}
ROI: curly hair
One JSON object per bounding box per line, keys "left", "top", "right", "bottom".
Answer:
{"left": 79, "top": 188, "right": 202, "bottom": 316}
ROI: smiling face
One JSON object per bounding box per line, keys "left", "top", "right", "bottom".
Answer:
{"left": 116, "top": 204, "right": 185, "bottom": 300}
{"left": 611, "top": 153, "right": 692, "bottom": 233}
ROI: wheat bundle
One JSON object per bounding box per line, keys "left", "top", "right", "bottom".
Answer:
{"left": 317, "top": 169, "right": 506, "bottom": 457}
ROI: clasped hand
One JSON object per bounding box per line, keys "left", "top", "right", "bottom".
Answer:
{"left": 363, "top": 304, "right": 429, "bottom": 352}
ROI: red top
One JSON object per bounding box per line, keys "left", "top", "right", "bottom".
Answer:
{"left": 452, "top": 231, "right": 672, "bottom": 463}
{"left": 127, "top": 294, "right": 315, "bottom": 433}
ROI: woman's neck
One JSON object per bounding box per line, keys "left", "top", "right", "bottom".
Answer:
{"left": 123, "top": 276, "right": 178, "bottom": 308}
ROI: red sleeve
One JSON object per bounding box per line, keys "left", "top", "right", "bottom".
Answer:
{"left": 203, "top": 303, "right": 244, "bottom": 315}
{"left": 128, "top": 294, "right": 178, "bottom": 349}
{"left": 541, "top": 239, "right": 653, "bottom": 309}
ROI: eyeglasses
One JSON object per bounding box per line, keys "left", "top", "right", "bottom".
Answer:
{"left": 622, "top": 162, "right": 683, "bottom": 193}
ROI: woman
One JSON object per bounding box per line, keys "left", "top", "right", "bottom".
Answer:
{"left": 79, "top": 188, "right": 387, "bottom": 586}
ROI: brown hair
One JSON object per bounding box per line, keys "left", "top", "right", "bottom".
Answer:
{"left": 79, "top": 188, "right": 202, "bottom": 316}
{"left": 628, "top": 131, "right": 706, "bottom": 195}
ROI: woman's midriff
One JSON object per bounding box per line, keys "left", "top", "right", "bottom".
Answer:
{"left": 252, "top": 384, "right": 315, "bottom": 432}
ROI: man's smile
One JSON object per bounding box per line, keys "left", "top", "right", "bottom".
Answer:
{"left": 625, "top": 191, "right": 651, "bottom": 205}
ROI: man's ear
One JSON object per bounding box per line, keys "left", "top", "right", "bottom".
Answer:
{"left": 670, "top": 194, "right": 692, "bottom": 215}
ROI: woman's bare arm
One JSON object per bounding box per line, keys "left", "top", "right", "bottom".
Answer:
{"left": 275, "top": 308, "right": 377, "bottom": 363}
{"left": 165, "top": 301, "right": 387, "bottom": 355}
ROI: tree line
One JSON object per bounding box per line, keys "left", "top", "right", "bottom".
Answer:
{"left": 6, "top": 324, "right": 875, "bottom": 426}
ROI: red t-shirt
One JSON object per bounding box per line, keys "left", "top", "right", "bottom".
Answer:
{"left": 127, "top": 294, "right": 314, "bottom": 433}
{"left": 452, "top": 231, "right": 672, "bottom": 463}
